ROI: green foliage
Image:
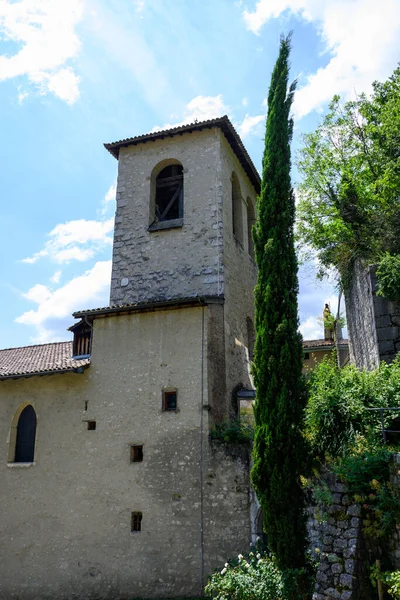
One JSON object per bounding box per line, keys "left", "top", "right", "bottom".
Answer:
{"left": 371, "top": 565, "right": 400, "bottom": 598}
{"left": 377, "top": 253, "right": 400, "bottom": 301}
{"left": 205, "top": 551, "right": 314, "bottom": 600}
{"left": 305, "top": 356, "right": 400, "bottom": 459}
{"left": 251, "top": 33, "right": 309, "bottom": 577}
{"left": 211, "top": 421, "right": 254, "bottom": 444}
{"left": 297, "top": 65, "right": 400, "bottom": 286}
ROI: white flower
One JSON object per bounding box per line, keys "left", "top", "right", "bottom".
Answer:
{"left": 238, "top": 554, "right": 243, "bottom": 561}
{"left": 225, "top": 563, "right": 229, "bottom": 568}
{"left": 221, "top": 568, "right": 227, "bottom": 575}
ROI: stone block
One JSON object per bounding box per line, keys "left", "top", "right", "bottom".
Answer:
{"left": 341, "top": 592, "right": 352, "bottom": 600}
{"left": 316, "top": 571, "right": 328, "bottom": 584}
{"left": 347, "top": 505, "right": 361, "bottom": 517}
{"left": 343, "top": 528, "right": 358, "bottom": 539}
{"left": 379, "top": 339, "right": 396, "bottom": 355}
{"left": 323, "top": 535, "right": 333, "bottom": 545}
{"left": 331, "top": 493, "right": 342, "bottom": 504}
{"left": 350, "top": 517, "right": 360, "bottom": 527}
{"left": 377, "top": 326, "right": 399, "bottom": 341}
{"left": 333, "top": 483, "right": 347, "bottom": 493}
{"left": 331, "top": 563, "right": 343, "bottom": 574}
{"left": 328, "top": 504, "right": 343, "bottom": 514}
{"left": 345, "top": 559, "right": 355, "bottom": 573}
{"left": 337, "top": 520, "right": 349, "bottom": 529}
{"left": 376, "top": 315, "right": 392, "bottom": 328}
{"left": 340, "top": 573, "right": 354, "bottom": 589}
{"left": 333, "top": 538, "right": 348, "bottom": 550}
{"left": 341, "top": 495, "right": 350, "bottom": 505}
{"left": 325, "top": 587, "right": 341, "bottom": 599}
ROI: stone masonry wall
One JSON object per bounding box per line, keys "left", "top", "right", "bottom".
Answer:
{"left": 308, "top": 474, "right": 368, "bottom": 600}
{"left": 110, "top": 128, "right": 224, "bottom": 305}
{"left": 345, "top": 258, "right": 400, "bottom": 370}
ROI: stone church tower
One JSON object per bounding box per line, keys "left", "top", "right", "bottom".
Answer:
{"left": 0, "top": 116, "right": 260, "bottom": 599}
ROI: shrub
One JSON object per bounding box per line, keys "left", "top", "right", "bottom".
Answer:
{"left": 210, "top": 421, "right": 254, "bottom": 444}
{"left": 377, "top": 254, "right": 400, "bottom": 301}
{"left": 205, "top": 551, "right": 313, "bottom": 600}
{"left": 304, "top": 356, "right": 400, "bottom": 459}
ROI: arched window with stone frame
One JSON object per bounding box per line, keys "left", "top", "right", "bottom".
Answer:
{"left": 149, "top": 159, "right": 184, "bottom": 230}
{"left": 8, "top": 404, "right": 37, "bottom": 464}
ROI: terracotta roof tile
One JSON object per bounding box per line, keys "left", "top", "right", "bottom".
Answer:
{"left": 104, "top": 115, "right": 261, "bottom": 194}
{"left": 0, "top": 341, "right": 90, "bottom": 380}
{"left": 303, "top": 338, "right": 349, "bottom": 349}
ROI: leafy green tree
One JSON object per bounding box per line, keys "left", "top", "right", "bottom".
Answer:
{"left": 251, "top": 34, "right": 308, "bottom": 577}
{"left": 297, "top": 65, "right": 400, "bottom": 289}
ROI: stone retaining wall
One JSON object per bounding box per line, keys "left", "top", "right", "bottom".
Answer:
{"left": 308, "top": 476, "right": 369, "bottom": 600}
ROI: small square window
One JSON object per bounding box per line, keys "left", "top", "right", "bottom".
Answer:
{"left": 163, "top": 390, "right": 177, "bottom": 411}
{"left": 87, "top": 421, "right": 96, "bottom": 430}
{"left": 130, "top": 445, "right": 143, "bottom": 463}
{"left": 131, "top": 511, "right": 142, "bottom": 532}
{"left": 304, "top": 353, "right": 310, "bottom": 360}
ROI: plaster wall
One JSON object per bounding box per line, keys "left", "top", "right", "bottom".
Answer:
{"left": 110, "top": 128, "right": 224, "bottom": 305}
{"left": 0, "top": 306, "right": 250, "bottom": 600}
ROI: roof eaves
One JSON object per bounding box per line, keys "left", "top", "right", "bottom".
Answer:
{"left": 104, "top": 116, "right": 261, "bottom": 194}
{"left": 73, "top": 295, "right": 225, "bottom": 319}
{"left": 0, "top": 363, "right": 90, "bottom": 381}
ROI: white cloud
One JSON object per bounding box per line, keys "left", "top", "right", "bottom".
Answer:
{"left": 22, "top": 218, "right": 114, "bottom": 264}
{"left": 244, "top": 0, "right": 400, "bottom": 119}
{"left": 99, "top": 182, "right": 117, "bottom": 216}
{"left": 17, "top": 85, "right": 28, "bottom": 104}
{"left": 151, "top": 94, "right": 230, "bottom": 132}
{"left": 50, "top": 270, "right": 62, "bottom": 284}
{"left": 299, "top": 315, "right": 322, "bottom": 340}
{"left": 0, "top": 0, "right": 83, "bottom": 104}
{"left": 16, "top": 260, "right": 112, "bottom": 342}
{"left": 237, "top": 113, "right": 265, "bottom": 138}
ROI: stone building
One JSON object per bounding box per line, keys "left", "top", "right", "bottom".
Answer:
{"left": 345, "top": 259, "right": 400, "bottom": 370}
{"left": 0, "top": 116, "right": 259, "bottom": 599}
{"left": 303, "top": 305, "right": 349, "bottom": 372}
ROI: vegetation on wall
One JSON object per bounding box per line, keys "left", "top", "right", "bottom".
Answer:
{"left": 296, "top": 65, "right": 400, "bottom": 292}
{"left": 304, "top": 355, "right": 400, "bottom": 459}
{"left": 250, "top": 33, "right": 309, "bottom": 583}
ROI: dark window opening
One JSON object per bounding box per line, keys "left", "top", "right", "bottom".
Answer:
{"left": 84, "top": 401, "right": 88, "bottom": 411}
{"left": 155, "top": 165, "right": 183, "bottom": 222}
{"left": 163, "top": 390, "right": 177, "bottom": 411}
{"left": 130, "top": 445, "right": 143, "bottom": 463}
{"left": 131, "top": 511, "right": 142, "bottom": 532}
{"left": 87, "top": 421, "right": 96, "bottom": 430}
{"left": 15, "top": 405, "right": 37, "bottom": 463}
{"left": 304, "top": 353, "right": 310, "bottom": 360}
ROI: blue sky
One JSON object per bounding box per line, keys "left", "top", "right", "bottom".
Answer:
{"left": 1, "top": 0, "right": 399, "bottom": 349}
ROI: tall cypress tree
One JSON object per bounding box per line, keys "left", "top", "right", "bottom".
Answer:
{"left": 251, "top": 34, "right": 308, "bottom": 572}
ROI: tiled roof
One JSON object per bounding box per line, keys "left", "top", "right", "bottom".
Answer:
{"left": 0, "top": 341, "right": 90, "bottom": 380}
{"left": 303, "top": 338, "right": 349, "bottom": 349}
{"left": 73, "top": 295, "right": 224, "bottom": 319}
{"left": 104, "top": 115, "right": 261, "bottom": 194}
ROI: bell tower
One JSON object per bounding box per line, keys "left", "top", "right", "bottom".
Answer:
{"left": 105, "top": 116, "right": 260, "bottom": 308}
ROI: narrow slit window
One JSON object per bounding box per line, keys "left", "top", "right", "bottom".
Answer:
{"left": 130, "top": 445, "right": 143, "bottom": 463}
{"left": 163, "top": 390, "right": 177, "bottom": 411}
{"left": 87, "top": 421, "right": 96, "bottom": 430}
{"left": 131, "top": 511, "right": 142, "bottom": 532}
{"left": 304, "top": 353, "right": 310, "bottom": 360}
